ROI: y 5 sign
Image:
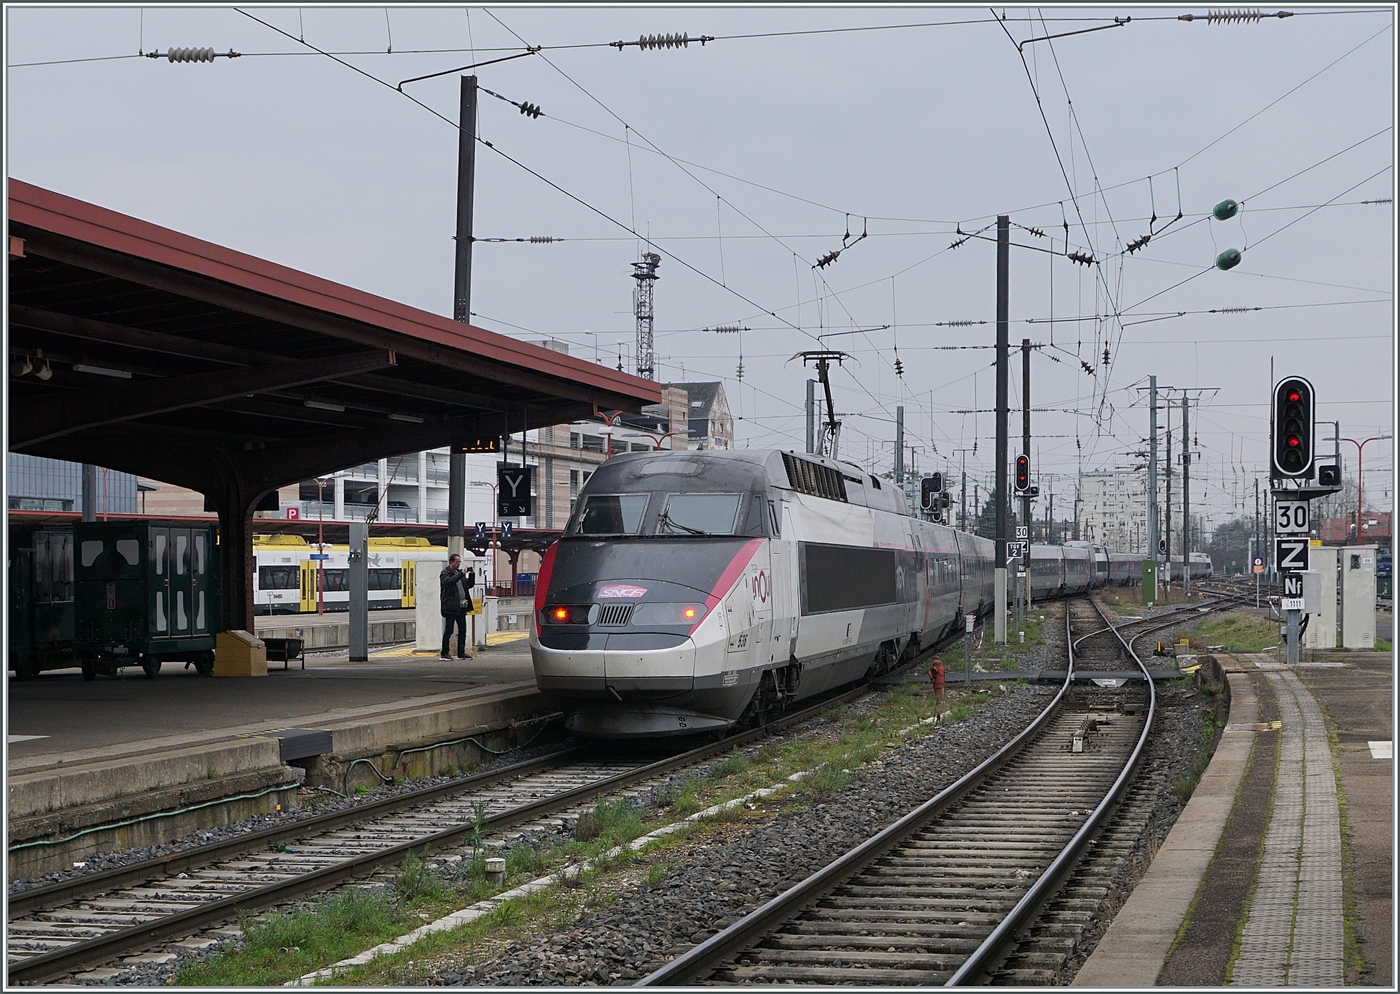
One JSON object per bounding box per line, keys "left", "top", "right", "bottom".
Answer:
{"left": 497, "top": 465, "right": 534, "bottom": 517}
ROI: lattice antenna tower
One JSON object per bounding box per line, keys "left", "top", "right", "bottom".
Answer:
{"left": 631, "top": 252, "right": 661, "bottom": 380}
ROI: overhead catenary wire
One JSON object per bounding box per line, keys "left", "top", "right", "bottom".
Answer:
{"left": 43, "top": 8, "right": 1386, "bottom": 497}
{"left": 21, "top": 5, "right": 1385, "bottom": 68}
{"left": 234, "top": 2, "right": 906, "bottom": 427}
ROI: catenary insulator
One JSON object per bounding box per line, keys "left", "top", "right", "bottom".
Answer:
{"left": 168, "top": 47, "right": 215, "bottom": 63}
{"left": 1213, "top": 199, "right": 1239, "bottom": 221}
{"left": 1216, "top": 248, "right": 1242, "bottom": 270}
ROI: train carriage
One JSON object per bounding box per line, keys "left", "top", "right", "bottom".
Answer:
{"left": 253, "top": 535, "right": 439, "bottom": 614}
{"left": 1107, "top": 551, "right": 1146, "bottom": 585}
{"left": 1061, "top": 544, "right": 1094, "bottom": 595}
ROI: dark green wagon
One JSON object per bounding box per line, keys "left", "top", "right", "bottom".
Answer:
{"left": 73, "top": 520, "right": 219, "bottom": 679}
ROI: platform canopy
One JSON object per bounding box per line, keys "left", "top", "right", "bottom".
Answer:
{"left": 7, "top": 179, "right": 660, "bottom": 629}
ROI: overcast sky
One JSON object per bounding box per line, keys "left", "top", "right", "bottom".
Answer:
{"left": 6, "top": 5, "right": 1395, "bottom": 531}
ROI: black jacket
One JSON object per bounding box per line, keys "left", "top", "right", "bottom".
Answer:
{"left": 440, "top": 565, "right": 475, "bottom": 616}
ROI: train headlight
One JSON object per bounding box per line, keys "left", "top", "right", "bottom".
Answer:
{"left": 539, "top": 604, "right": 598, "bottom": 626}
{"left": 630, "top": 602, "right": 707, "bottom": 625}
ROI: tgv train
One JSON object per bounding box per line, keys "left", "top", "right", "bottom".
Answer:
{"left": 529, "top": 449, "right": 1133, "bottom": 739}
{"left": 252, "top": 535, "right": 445, "bottom": 614}
{"left": 1165, "top": 552, "right": 1214, "bottom": 582}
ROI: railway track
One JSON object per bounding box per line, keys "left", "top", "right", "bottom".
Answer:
{"left": 6, "top": 595, "right": 1229, "bottom": 985}
{"left": 5, "top": 663, "right": 918, "bottom": 986}
{"left": 638, "top": 596, "right": 1162, "bottom": 986}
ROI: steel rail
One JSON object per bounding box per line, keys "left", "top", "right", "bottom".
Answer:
{"left": 9, "top": 591, "right": 1193, "bottom": 984}
{"left": 945, "top": 598, "right": 1156, "bottom": 985}
{"left": 7, "top": 743, "right": 581, "bottom": 916}
{"left": 6, "top": 679, "right": 881, "bottom": 985}
{"left": 635, "top": 606, "right": 1081, "bottom": 987}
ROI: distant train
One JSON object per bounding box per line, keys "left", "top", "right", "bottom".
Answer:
{"left": 9, "top": 518, "right": 218, "bottom": 680}
{"left": 530, "top": 448, "right": 1147, "bottom": 739}
{"left": 252, "top": 534, "right": 448, "bottom": 614}
{"left": 7, "top": 521, "right": 451, "bottom": 679}
{"left": 1165, "top": 552, "right": 1214, "bottom": 582}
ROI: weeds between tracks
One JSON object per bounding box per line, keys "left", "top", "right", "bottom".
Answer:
{"left": 178, "top": 677, "right": 1019, "bottom": 987}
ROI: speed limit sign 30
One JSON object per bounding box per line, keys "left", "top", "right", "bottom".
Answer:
{"left": 1274, "top": 500, "right": 1309, "bottom": 535}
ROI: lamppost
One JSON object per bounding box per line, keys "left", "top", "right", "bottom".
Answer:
{"left": 314, "top": 474, "right": 333, "bottom": 615}
{"left": 596, "top": 411, "right": 625, "bottom": 458}
{"left": 622, "top": 430, "right": 681, "bottom": 451}
{"left": 470, "top": 480, "right": 498, "bottom": 594}
{"left": 1343, "top": 434, "right": 1391, "bottom": 545}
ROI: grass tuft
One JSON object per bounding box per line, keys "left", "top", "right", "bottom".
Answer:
{"left": 176, "top": 889, "right": 417, "bottom": 986}
{"left": 710, "top": 751, "right": 752, "bottom": 778}
{"left": 574, "top": 797, "right": 646, "bottom": 845}
{"left": 1190, "top": 611, "right": 1283, "bottom": 653}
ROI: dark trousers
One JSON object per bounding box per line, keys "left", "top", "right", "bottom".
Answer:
{"left": 442, "top": 612, "right": 468, "bottom": 656}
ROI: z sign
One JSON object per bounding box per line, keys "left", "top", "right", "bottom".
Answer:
{"left": 1276, "top": 538, "right": 1309, "bottom": 572}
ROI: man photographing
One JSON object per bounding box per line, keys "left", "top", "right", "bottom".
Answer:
{"left": 439, "top": 554, "right": 475, "bottom": 660}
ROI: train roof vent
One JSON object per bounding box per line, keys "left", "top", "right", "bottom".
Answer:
{"left": 781, "top": 453, "right": 848, "bottom": 503}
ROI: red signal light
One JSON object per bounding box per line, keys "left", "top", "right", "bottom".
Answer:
{"left": 1286, "top": 435, "right": 1301, "bottom": 448}
{"left": 1287, "top": 389, "right": 1301, "bottom": 402}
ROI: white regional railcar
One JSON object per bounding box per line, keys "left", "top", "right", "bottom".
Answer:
{"left": 530, "top": 449, "right": 996, "bottom": 738}
{"left": 252, "top": 535, "right": 434, "bottom": 614}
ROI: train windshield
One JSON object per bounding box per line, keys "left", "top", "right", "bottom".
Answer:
{"left": 572, "top": 494, "right": 650, "bottom": 536}
{"left": 656, "top": 493, "right": 743, "bottom": 536}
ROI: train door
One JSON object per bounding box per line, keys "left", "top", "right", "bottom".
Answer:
{"left": 191, "top": 529, "right": 212, "bottom": 635}
{"left": 769, "top": 501, "right": 799, "bottom": 660}
{"left": 748, "top": 543, "right": 773, "bottom": 666}
{"left": 150, "top": 527, "right": 170, "bottom": 638}
{"left": 299, "top": 561, "right": 318, "bottom": 612}
{"left": 401, "top": 561, "right": 416, "bottom": 609}
{"left": 10, "top": 541, "right": 33, "bottom": 670}
{"left": 168, "top": 528, "right": 193, "bottom": 637}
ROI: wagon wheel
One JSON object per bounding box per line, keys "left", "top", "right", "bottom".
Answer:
{"left": 193, "top": 651, "right": 215, "bottom": 677}
{"left": 141, "top": 656, "right": 162, "bottom": 679}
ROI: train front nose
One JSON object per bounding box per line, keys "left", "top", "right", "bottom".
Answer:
{"left": 532, "top": 632, "right": 696, "bottom": 700}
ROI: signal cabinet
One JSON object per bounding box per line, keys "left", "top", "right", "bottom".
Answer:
{"left": 1303, "top": 547, "right": 1338, "bottom": 650}
{"left": 1340, "top": 545, "right": 1377, "bottom": 649}
{"left": 73, "top": 520, "right": 219, "bottom": 671}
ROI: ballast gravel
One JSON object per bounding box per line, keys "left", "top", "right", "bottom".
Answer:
{"left": 431, "top": 683, "right": 1059, "bottom": 986}
{"left": 6, "top": 735, "right": 570, "bottom": 896}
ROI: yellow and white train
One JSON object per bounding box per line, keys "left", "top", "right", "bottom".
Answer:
{"left": 252, "top": 534, "right": 447, "bottom": 614}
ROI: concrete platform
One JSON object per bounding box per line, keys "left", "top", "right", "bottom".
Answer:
{"left": 253, "top": 607, "right": 416, "bottom": 651}
{"left": 1073, "top": 649, "right": 1393, "bottom": 986}
{"left": 7, "top": 638, "right": 553, "bottom": 878}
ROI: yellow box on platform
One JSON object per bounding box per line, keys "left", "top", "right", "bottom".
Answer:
{"left": 214, "top": 630, "right": 268, "bottom": 677}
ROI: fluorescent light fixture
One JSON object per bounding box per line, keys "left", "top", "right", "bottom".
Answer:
{"left": 73, "top": 363, "right": 132, "bottom": 379}
{"left": 388, "top": 412, "right": 424, "bottom": 423}
{"left": 304, "top": 399, "right": 346, "bottom": 412}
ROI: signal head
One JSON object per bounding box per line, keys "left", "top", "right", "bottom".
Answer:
{"left": 1271, "top": 376, "right": 1315, "bottom": 479}
{"left": 1014, "top": 454, "right": 1031, "bottom": 493}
